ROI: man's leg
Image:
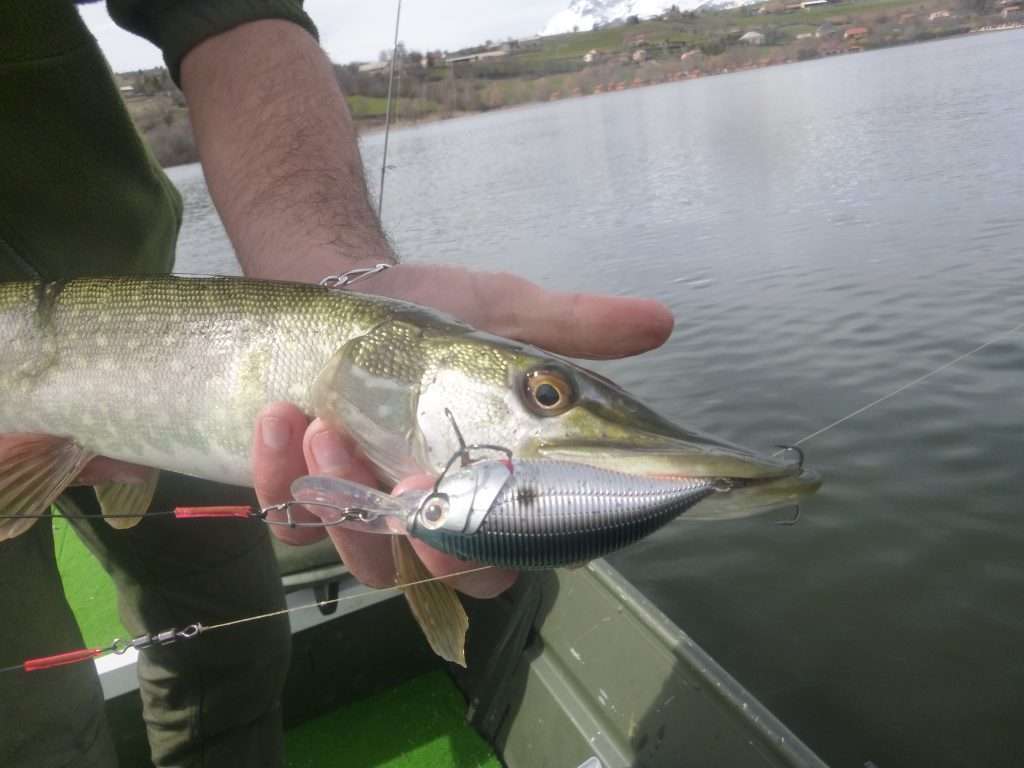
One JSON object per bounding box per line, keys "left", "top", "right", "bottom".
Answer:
{"left": 0, "top": 519, "right": 117, "bottom": 768}
{"left": 64, "top": 476, "right": 291, "bottom": 768}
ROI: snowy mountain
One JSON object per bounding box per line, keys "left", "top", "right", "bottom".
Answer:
{"left": 543, "top": 1, "right": 675, "bottom": 36}
{"left": 542, "top": 0, "right": 755, "bottom": 36}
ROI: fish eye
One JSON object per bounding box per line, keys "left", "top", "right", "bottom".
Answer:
{"left": 420, "top": 496, "right": 449, "bottom": 530}
{"left": 524, "top": 369, "right": 575, "bottom": 415}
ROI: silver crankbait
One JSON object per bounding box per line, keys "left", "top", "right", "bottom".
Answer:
{"left": 286, "top": 457, "right": 720, "bottom": 569}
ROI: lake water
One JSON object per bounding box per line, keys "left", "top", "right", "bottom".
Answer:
{"left": 167, "top": 30, "right": 1024, "bottom": 768}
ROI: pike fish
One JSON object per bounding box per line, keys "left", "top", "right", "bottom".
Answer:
{"left": 0, "top": 276, "right": 820, "bottom": 663}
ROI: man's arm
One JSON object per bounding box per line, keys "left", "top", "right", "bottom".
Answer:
{"left": 180, "top": 20, "right": 394, "bottom": 281}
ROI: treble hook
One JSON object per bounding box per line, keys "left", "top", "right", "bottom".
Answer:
{"left": 443, "top": 408, "right": 469, "bottom": 458}
{"left": 434, "top": 409, "right": 513, "bottom": 493}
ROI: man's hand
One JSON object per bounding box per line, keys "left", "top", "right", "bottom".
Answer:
{"left": 252, "top": 264, "right": 673, "bottom": 596}
{"left": 355, "top": 264, "right": 673, "bottom": 360}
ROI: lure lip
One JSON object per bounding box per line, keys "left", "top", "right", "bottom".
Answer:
{"left": 289, "top": 474, "right": 419, "bottom": 535}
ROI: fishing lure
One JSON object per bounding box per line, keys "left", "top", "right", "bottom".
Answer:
{"left": 272, "top": 449, "right": 722, "bottom": 570}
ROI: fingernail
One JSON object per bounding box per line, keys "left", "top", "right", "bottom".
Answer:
{"left": 311, "top": 430, "right": 348, "bottom": 473}
{"left": 260, "top": 416, "right": 291, "bottom": 452}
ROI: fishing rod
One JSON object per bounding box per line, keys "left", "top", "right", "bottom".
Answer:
{"left": 377, "top": 0, "right": 403, "bottom": 219}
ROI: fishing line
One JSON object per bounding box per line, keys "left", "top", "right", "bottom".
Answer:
{"left": 775, "top": 319, "right": 1024, "bottom": 454}
{"left": 202, "top": 564, "right": 493, "bottom": 633}
{"left": 377, "top": 0, "right": 404, "bottom": 219}
{"left": 0, "top": 563, "right": 493, "bottom": 675}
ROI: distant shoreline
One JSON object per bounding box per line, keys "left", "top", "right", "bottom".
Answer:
{"left": 352, "top": 24, "right": 1022, "bottom": 140}
{"left": 120, "top": 21, "right": 1023, "bottom": 168}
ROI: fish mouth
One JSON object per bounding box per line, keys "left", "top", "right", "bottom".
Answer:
{"left": 531, "top": 432, "right": 822, "bottom": 517}
{"left": 533, "top": 370, "right": 820, "bottom": 491}
{"left": 533, "top": 430, "right": 799, "bottom": 480}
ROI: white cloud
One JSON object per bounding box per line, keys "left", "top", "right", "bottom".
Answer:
{"left": 78, "top": 1, "right": 568, "bottom": 72}
{"left": 77, "top": 3, "right": 164, "bottom": 72}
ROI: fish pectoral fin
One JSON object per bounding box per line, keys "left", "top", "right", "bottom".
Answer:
{"left": 94, "top": 468, "right": 159, "bottom": 530}
{"left": 392, "top": 536, "right": 469, "bottom": 668}
{"left": 0, "top": 435, "right": 94, "bottom": 542}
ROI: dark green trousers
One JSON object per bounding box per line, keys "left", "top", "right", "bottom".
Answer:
{"left": 0, "top": 477, "right": 290, "bottom": 768}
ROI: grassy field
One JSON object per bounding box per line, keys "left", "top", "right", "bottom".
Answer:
{"left": 347, "top": 94, "right": 444, "bottom": 120}
{"left": 346, "top": 94, "right": 392, "bottom": 118}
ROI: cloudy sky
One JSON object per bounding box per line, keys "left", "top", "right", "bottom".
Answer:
{"left": 78, "top": 1, "right": 568, "bottom": 73}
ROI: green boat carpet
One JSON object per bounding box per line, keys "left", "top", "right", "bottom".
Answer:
{"left": 55, "top": 519, "right": 500, "bottom": 768}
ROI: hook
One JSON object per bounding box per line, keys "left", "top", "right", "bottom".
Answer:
{"left": 444, "top": 408, "right": 468, "bottom": 457}
{"left": 433, "top": 409, "right": 513, "bottom": 493}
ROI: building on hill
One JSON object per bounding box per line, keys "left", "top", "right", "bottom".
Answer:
{"left": 445, "top": 49, "right": 508, "bottom": 65}
{"left": 740, "top": 30, "right": 767, "bottom": 44}
{"left": 358, "top": 61, "right": 389, "bottom": 74}
{"left": 843, "top": 26, "right": 868, "bottom": 40}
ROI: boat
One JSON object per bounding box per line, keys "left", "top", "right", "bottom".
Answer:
{"left": 77, "top": 531, "right": 827, "bottom": 767}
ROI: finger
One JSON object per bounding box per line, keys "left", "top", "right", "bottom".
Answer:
{"left": 394, "top": 475, "right": 518, "bottom": 599}
{"left": 410, "top": 539, "right": 519, "bottom": 598}
{"left": 303, "top": 419, "right": 396, "bottom": 588}
{"left": 369, "top": 264, "right": 674, "bottom": 360}
{"left": 252, "top": 403, "right": 325, "bottom": 545}
{"left": 474, "top": 272, "right": 674, "bottom": 359}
